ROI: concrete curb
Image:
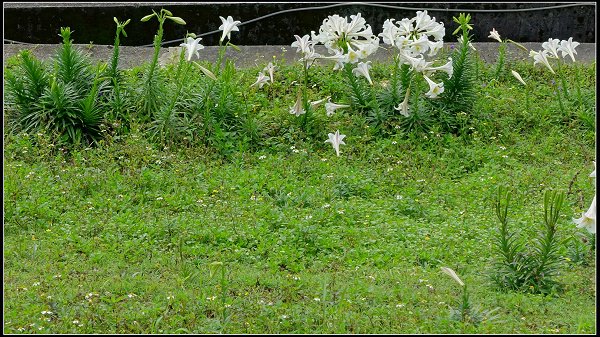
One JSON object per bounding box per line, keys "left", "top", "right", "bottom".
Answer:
{"left": 3, "top": 43, "right": 596, "bottom": 70}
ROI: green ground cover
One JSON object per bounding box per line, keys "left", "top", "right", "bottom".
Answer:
{"left": 3, "top": 50, "right": 596, "bottom": 333}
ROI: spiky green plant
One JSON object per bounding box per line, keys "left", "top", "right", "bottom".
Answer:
{"left": 54, "top": 27, "right": 94, "bottom": 94}
{"left": 491, "top": 187, "right": 566, "bottom": 294}
{"left": 137, "top": 9, "right": 186, "bottom": 121}
{"left": 4, "top": 50, "right": 50, "bottom": 134}
{"left": 38, "top": 27, "right": 105, "bottom": 145}
{"left": 434, "top": 13, "right": 477, "bottom": 133}
{"left": 104, "top": 17, "right": 131, "bottom": 124}
{"left": 5, "top": 27, "right": 105, "bottom": 146}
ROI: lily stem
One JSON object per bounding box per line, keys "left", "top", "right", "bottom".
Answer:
{"left": 556, "top": 59, "right": 569, "bottom": 99}
{"left": 300, "top": 60, "right": 311, "bottom": 134}
{"left": 575, "top": 64, "right": 583, "bottom": 107}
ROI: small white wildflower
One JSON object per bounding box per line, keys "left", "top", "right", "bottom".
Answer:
{"left": 258, "top": 155, "right": 267, "bottom": 160}
{"left": 314, "top": 297, "right": 321, "bottom": 302}
{"left": 156, "top": 196, "right": 164, "bottom": 201}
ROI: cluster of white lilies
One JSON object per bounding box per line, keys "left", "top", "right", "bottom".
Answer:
{"left": 256, "top": 10, "right": 454, "bottom": 155}
{"left": 175, "top": 12, "right": 594, "bottom": 235}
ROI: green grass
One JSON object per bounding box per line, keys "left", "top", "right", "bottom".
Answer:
{"left": 3, "top": 55, "right": 596, "bottom": 334}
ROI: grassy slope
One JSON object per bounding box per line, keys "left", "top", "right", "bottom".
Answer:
{"left": 3, "top": 57, "right": 597, "bottom": 334}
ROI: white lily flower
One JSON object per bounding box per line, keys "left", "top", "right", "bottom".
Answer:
{"left": 325, "top": 130, "right": 346, "bottom": 156}
{"left": 352, "top": 61, "right": 373, "bottom": 85}
{"left": 218, "top": 16, "right": 241, "bottom": 42}
{"left": 425, "top": 58, "right": 453, "bottom": 78}
{"left": 423, "top": 23, "right": 445, "bottom": 42}
{"left": 291, "top": 34, "right": 320, "bottom": 63}
{"left": 379, "top": 18, "right": 399, "bottom": 47}
{"left": 347, "top": 49, "right": 361, "bottom": 64}
{"left": 440, "top": 267, "right": 465, "bottom": 286}
{"left": 574, "top": 195, "right": 596, "bottom": 234}
{"left": 427, "top": 39, "right": 444, "bottom": 57}
{"left": 511, "top": 70, "right": 526, "bottom": 86}
{"left": 263, "top": 62, "right": 277, "bottom": 83}
{"left": 289, "top": 92, "right": 305, "bottom": 117}
{"left": 530, "top": 50, "right": 555, "bottom": 74}
{"left": 250, "top": 72, "right": 270, "bottom": 88}
{"left": 542, "top": 38, "right": 561, "bottom": 59}
{"left": 488, "top": 28, "right": 502, "bottom": 43}
{"left": 396, "top": 18, "right": 414, "bottom": 37}
{"left": 399, "top": 51, "right": 431, "bottom": 73}
{"left": 325, "top": 100, "right": 351, "bottom": 116}
{"left": 423, "top": 75, "right": 444, "bottom": 99}
{"left": 291, "top": 34, "right": 313, "bottom": 54}
{"left": 179, "top": 37, "right": 204, "bottom": 61}
{"left": 558, "top": 37, "right": 580, "bottom": 62}
{"left": 407, "top": 35, "right": 431, "bottom": 55}
{"left": 313, "top": 13, "right": 375, "bottom": 57}
{"left": 322, "top": 50, "right": 348, "bottom": 70}
{"left": 413, "top": 10, "right": 434, "bottom": 32}
{"left": 357, "top": 39, "right": 379, "bottom": 59}
{"left": 394, "top": 88, "right": 411, "bottom": 117}
{"left": 379, "top": 10, "right": 444, "bottom": 56}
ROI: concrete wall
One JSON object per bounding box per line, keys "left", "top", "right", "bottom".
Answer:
{"left": 3, "top": 3, "right": 596, "bottom": 47}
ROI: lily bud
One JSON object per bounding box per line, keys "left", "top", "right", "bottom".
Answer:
{"left": 168, "top": 16, "right": 186, "bottom": 25}
{"left": 140, "top": 13, "right": 155, "bottom": 22}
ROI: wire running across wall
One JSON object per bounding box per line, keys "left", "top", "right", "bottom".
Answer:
{"left": 3, "top": 2, "right": 595, "bottom": 47}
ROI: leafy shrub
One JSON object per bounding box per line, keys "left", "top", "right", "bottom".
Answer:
{"left": 4, "top": 27, "right": 106, "bottom": 146}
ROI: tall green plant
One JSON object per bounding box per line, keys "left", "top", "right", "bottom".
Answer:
{"left": 138, "top": 9, "right": 186, "bottom": 120}
{"left": 4, "top": 50, "right": 50, "bottom": 134}
{"left": 491, "top": 187, "right": 566, "bottom": 294}
{"left": 435, "top": 13, "right": 477, "bottom": 133}
{"left": 54, "top": 27, "right": 94, "bottom": 94}
{"left": 6, "top": 27, "right": 105, "bottom": 146}
{"left": 105, "top": 17, "right": 131, "bottom": 123}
